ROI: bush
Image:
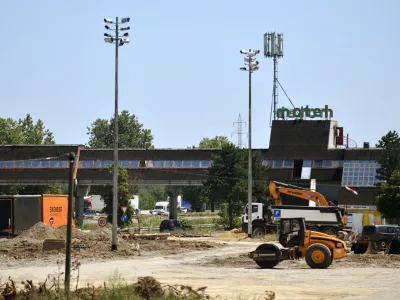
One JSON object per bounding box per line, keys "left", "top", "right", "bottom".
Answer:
{"left": 214, "top": 203, "right": 241, "bottom": 229}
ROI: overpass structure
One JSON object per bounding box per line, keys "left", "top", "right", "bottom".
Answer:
{"left": 0, "top": 145, "right": 230, "bottom": 225}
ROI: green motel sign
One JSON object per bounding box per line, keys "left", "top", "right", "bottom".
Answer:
{"left": 276, "top": 105, "right": 333, "bottom": 119}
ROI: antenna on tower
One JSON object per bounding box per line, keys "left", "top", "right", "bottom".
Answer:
{"left": 264, "top": 32, "right": 284, "bottom": 125}
{"left": 232, "top": 114, "right": 247, "bottom": 148}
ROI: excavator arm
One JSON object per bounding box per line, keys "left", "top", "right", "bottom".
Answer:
{"left": 269, "top": 181, "right": 330, "bottom": 206}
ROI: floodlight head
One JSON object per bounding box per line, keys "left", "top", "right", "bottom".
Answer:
{"left": 240, "top": 67, "right": 247, "bottom": 71}
{"left": 240, "top": 50, "right": 248, "bottom": 54}
{"left": 123, "top": 37, "right": 130, "bottom": 43}
{"left": 104, "top": 18, "right": 113, "bottom": 24}
{"left": 105, "top": 25, "right": 111, "bottom": 30}
{"left": 104, "top": 37, "right": 114, "bottom": 43}
{"left": 104, "top": 33, "right": 113, "bottom": 37}
{"left": 120, "top": 26, "right": 130, "bottom": 31}
{"left": 251, "top": 66, "right": 259, "bottom": 72}
{"left": 254, "top": 50, "right": 260, "bottom": 54}
{"left": 123, "top": 32, "right": 129, "bottom": 37}
{"left": 121, "top": 17, "right": 130, "bottom": 23}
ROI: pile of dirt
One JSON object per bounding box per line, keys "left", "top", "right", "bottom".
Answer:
{"left": 0, "top": 222, "right": 136, "bottom": 261}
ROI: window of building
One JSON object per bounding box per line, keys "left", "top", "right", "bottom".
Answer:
{"left": 313, "top": 160, "right": 323, "bottom": 168}
{"left": 164, "top": 160, "right": 173, "bottom": 168}
{"left": 201, "top": 160, "right": 209, "bottom": 167}
{"left": 274, "top": 160, "right": 283, "bottom": 168}
{"left": 120, "top": 160, "right": 130, "bottom": 168}
{"left": 103, "top": 160, "right": 112, "bottom": 168}
{"left": 95, "top": 160, "right": 102, "bottom": 168}
{"left": 323, "top": 160, "right": 333, "bottom": 168}
{"left": 303, "top": 160, "right": 312, "bottom": 168}
{"left": 293, "top": 160, "right": 303, "bottom": 178}
{"left": 283, "top": 160, "right": 293, "bottom": 168}
{"left": 32, "top": 160, "right": 40, "bottom": 168}
{"left": 342, "top": 160, "right": 382, "bottom": 187}
{"left": 183, "top": 160, "right": 191, "bottom": 168}
{"left": 192, "top": 160, "right": 200, "bottom": 168}
{"left": 210, "top": 160, "right": 215, "bottom": 166}
{"left": 174, "top": 161, "right": 182, "bottom": 168}
{"left": 85, "top": 160, "right": 95, "bottom": 168}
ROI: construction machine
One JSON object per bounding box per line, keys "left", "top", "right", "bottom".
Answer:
{"left": 248, "top": 217, "right": 347, "bottom": 269}
{"left": 241, "top": 181, "right": 347, "bottom": 237}
{"left": 269, "top": 181, "right": 334, "bottom": 206}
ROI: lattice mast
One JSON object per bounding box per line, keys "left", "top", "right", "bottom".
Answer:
{"left": 264, "top": 32, "right": 284, "bottom": 124}
{"left": 232, "top": 114, "right": 246, "bottom": 148}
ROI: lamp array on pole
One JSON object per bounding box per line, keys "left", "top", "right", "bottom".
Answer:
{"left": 103, "top": 17, "right": 131, "bottom": 251}
{"left": 239, "top": 49, "right": 260, "bottom": 238}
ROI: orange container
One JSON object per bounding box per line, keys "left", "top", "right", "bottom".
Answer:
{"left": 41, "top": 194, "right": 71, "bottom": 228}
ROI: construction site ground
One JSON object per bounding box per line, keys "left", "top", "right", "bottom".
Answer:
{"left": 1, "top": 224, "right": 400, "bottom": 299}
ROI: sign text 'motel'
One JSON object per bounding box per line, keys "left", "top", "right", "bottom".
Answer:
{"left": 276, "top": 105, "right": 333, "bottom": 119}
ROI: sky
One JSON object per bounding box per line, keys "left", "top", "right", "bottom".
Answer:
{"left": 1, "top": 0, "right": 399, "bottom": 149}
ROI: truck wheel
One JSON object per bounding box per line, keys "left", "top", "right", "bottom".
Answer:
{"left": 305, "top": 243, "right": 332, "bottom": 269}
{"left": 379, "top": 240, "right": 388, "bottom": 249}
{"left": 252, "top": 227, "right": 265, "bottom": 239}
{"left": 322, "top": 227, "right": 337, "bottom": 236}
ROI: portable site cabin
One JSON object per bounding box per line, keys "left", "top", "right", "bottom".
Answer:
{"left": 0, "top": 194, "right": 70, "bottom": 237}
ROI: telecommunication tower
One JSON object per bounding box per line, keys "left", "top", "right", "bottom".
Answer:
{"left": 264, "top": 33, "right": 284, "bottom": 123}
{"left": 232, "top": 114, "right": 246, "bottom": 148}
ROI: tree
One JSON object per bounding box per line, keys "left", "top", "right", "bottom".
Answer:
{"left": 181, "top": 186, "right": 206, "bottom": 212}
{"left": 87, "top": 110, "right": 154, "bottom": 149}
{"left": 0, "top": 114, "right": 55, "bottom": 145}
{"left": 137, "top": 186, "right": 168, "bottom": 210}
{"left": 375, "top": 170, "right": 400, "bottom": 220}
{"left": 203, "top": 143, "right": 270, "bottom": 229}
{"left": 0, "top": 114, "right": 61, "bottom": 195}
{"left": 376, "top": 130, "right": 400, "bottom": 184}
{"left": 100, "top": 165, "right": 133, "bottom": 227}
{"left": 199, "top": 136, "right": 231, "bottom": 148}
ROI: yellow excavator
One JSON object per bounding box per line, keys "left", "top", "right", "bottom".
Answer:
{"left": 269, "top": 180, "right": 332, "bottom": 206}
{"left": 268, "top": 180, "right": 347, "bottom": 226}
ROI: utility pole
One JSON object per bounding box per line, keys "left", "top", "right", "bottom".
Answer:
{"left": 104, "top": 17, "right": 131, "bottom": 251}
{"left": 65, "top": 152, "right": 75, "bottom": 295}
{"left": 240, "top": 49, "right": 260, "bottom": 238}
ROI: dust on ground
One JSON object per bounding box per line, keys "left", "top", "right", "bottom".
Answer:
{"left": 197, "top": 252, "right": 400, "bottom": 269}
{"left": 0, "top": 222, "right": 224, "bottom": 267}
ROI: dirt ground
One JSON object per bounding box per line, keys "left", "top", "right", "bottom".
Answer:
{"left": 0, "top": 222, "right": 224, "bottom": 268}
{"left": 2, "top": 227, "right": 400, "bottom": 299}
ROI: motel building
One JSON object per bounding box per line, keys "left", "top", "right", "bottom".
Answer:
{"left": 262, "top": 105, "right": 384, "bottom": 231}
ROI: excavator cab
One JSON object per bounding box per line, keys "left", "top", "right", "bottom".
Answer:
{"left": 279, "top": 218, "right": 305, "bottom": 248}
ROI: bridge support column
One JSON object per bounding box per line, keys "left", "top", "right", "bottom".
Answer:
{"left": 166, "top": 186, "right": 181, "bottom": 220}
{"left": 75, "top": 185, "right": 91, "bottom": 229}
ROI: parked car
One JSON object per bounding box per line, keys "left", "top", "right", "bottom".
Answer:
{"left": 352, "top": 224, "right": 400, "bottom": 253}
{"left": 159, "top": 219, "right": 193, "bottom": 232}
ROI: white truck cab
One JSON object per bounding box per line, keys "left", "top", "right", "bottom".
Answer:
{"left": 153, "top": 201, "right": 169, "bottom": 215}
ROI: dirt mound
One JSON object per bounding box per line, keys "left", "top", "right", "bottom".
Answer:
{"left": 17, "top": 222, "right": 58, "bottom": 240}
{"left": 0, "top": 223, "right": 136, "bottom": 261}
{"left": 136, "top": 239, "right": 221, "bottom": 255}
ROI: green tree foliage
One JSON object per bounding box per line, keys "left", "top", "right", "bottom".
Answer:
{"left": 375, "top": 171, "right": 400, "bottom": 220}
{"left": 100, "top": 165, "right": 133, "bottom": 227}
{"left": 203, "top": 143, "right": 269, "bottom": 229}
{"left": 181, "top": 186, "right": 206, "bottom": 212}
{"left": 0, "top": 114, "right": 55, "bottom": 145}
{"left": 87, "top": 110, "right": 154, "bottom": 149}
{"left": 0, "top": 114, "right": 61, "bottom": 195}
{"left": 137, "top": 186, "right": 168, "bottom": 210}
{"left": 376, "top": 130, "right": 400, "bottom": 183}
{"left": 199, "top": 136, "right": 231, "bottom": 148}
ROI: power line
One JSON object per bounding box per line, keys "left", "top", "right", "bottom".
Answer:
{"left": 232, "top": 114, "right": 247, "bottom": 148}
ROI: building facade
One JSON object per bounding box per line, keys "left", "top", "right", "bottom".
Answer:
{"left": 261, "top": 120, "right": 383, "bottom": 207}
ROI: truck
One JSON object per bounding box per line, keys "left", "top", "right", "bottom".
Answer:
{"left": 152, "top": 196, "right": 183, "bottom": 215}
{"left": 241, "top": 181, "right": 346, "bottom": 238}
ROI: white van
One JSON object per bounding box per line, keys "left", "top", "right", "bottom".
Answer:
{"left": 153, "top": 201, "right": 169, "bottom": 215}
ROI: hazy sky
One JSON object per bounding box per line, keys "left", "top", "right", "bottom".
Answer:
{"left": 1, "top": 1, "right": 399, "bottom": 149}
